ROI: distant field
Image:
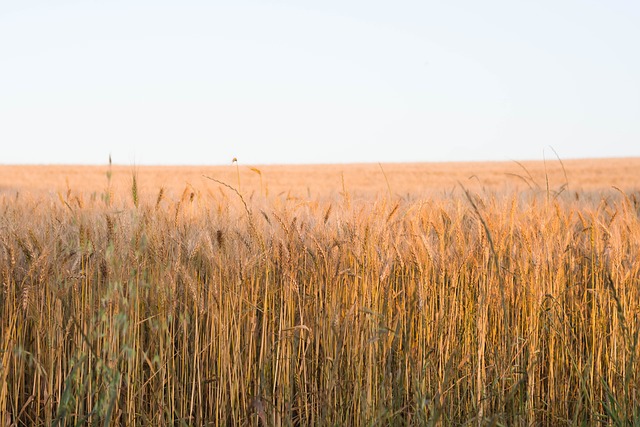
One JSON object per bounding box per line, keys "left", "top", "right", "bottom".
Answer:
{"left": 1, "top": 158, "right": 639, "bottom": 425}
{"left": 1, "top": 157, "right": 639, "bottom": 199}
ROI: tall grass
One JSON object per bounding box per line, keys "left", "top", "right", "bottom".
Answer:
{"left": 1, "top": 174, "right": 639, "bottom": 425}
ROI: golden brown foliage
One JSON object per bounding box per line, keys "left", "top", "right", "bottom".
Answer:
{"left": 1, "top": 161, "right": 639, "bottom": 425}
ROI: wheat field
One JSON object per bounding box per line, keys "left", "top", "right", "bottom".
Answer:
{"left": 1, "top": 159, "right": 639, "bottom": 425}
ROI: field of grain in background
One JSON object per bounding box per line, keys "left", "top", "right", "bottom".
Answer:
{"left": 1, "top": 158, "right": 639, "bottom": 425}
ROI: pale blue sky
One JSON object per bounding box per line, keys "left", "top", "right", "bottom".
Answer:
{"left": 1, "top": 1, "right": 639, "bottom": 165}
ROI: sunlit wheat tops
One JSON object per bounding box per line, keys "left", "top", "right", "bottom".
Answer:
{"left": 0, "top": 166, "right": 639, "bottom": 426}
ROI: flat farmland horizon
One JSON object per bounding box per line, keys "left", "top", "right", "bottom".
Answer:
{"left": 1, "top": 157, "right": 639, "bottom": 200}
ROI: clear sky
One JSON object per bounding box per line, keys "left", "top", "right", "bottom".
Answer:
{"left": 1, "top": 1, "right": 639, "bottom": 165}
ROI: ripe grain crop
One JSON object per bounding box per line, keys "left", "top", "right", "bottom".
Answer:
{"left": 1, "top": 163, "right": 639, "bottom": 425}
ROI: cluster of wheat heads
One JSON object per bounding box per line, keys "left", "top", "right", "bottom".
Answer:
{"left": 1, "top": 178, "right": 639, "bottom": 426}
